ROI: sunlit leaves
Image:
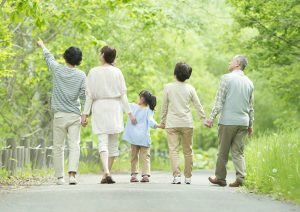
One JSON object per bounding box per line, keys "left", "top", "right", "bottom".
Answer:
{"left": 227, "top": 0, "right": 300, "bottom": 113}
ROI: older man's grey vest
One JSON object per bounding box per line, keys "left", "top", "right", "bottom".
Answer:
{"left": 219, "top": 71, "right": 254, "bottom": 126}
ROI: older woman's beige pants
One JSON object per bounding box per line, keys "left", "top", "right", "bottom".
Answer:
{"left": 166, "top": 128, "right": 193, "bottom": 178}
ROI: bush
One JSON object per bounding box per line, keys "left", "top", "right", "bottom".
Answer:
{"left": 245, "top": 131, "right": 300, "bottom": 203}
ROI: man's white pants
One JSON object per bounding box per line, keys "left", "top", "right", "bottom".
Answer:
{"left": 53, "top": 112, "right": 81, "bottom": 178}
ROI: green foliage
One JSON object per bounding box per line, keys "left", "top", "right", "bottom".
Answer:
{"left": 227, "top": 0, "right": 300, "bottom": 113}
{"left": 78, "top": 161, "right": 102, "bottom": 174}
{"left": 245, "top": 130, "right": 300, "bottom": 203}
{"left": 193, "top": 148, "right": 218, "bottom": 169}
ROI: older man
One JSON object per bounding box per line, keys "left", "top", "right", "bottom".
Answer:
{"left": 206, "top": 55, "right": 254, "bottom": 187}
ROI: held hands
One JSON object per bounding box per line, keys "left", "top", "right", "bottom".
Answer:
{"left": 156, "top": 123, "right": 165, "bottom": 129}
{"left": 204, "top": 119, "right": 214, "bottom": 128}
{"left": 81, "top": 115, "right": 88, "bottom": 127}
{"left": 203, "top": 119, "right": 254, "bottom": 136}
{"left": 128, "top": 113, "right": 137, "bottom": 125}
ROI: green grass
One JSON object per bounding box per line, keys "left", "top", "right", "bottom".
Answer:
{"left": 0, "top": 165, "right": 54, "bottom": 188}
{"left": 78, "top": 161, "right": 101, "bottom": 174}
{"left": 245, "top": 130, "right": 300, "bottom": 204}
{"left": 0, "top": 168, "right": 9, "bottom": 178}
{"left": 0, "top": 164, "right": 54, "bottom": 179}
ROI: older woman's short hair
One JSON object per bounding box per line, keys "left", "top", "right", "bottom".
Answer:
{"left": 174, "top": 62, "right": 192, "bottom": 82}
{"left": 234, "top": 55, "right": 248, "bottom": 70}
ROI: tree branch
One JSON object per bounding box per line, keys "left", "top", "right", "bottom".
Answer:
{"left": 0, "top": 0, "right": 6, "bottom": 8}
{"left": 259, "top": 24, "right": 299, "bottom": 48}
{"left": 249, "top": 17, "right": 300, "bottom": 49}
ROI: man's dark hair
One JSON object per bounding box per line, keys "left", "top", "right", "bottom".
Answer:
{"left": 63, "top": 47, "right": 82, "bottom": 66}
{"left": 174, "top": 62, "right": 192, "bottom": 82}
{"left": 100, "top": 46, "right": 117, "bottom": 64}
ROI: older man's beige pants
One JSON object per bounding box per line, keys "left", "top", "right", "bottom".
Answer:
{"left": 215, "top": 125, "right": 248, "bottom": 184}
{"left": 53, "top": 112, "right": 81, "bottom": 178}
{"left": 166, "top": 128, "right": 193, "bottom": 178}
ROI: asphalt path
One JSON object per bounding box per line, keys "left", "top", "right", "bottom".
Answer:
{"left": 0, "top": 170, "right": 299, "bottom": 212}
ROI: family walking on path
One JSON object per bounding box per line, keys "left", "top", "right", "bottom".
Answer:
{"left": 37, "top": 38, "right": 254, "bottom": 187}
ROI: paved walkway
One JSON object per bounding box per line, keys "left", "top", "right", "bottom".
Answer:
{"left": 0, "top": 170, "right": 299, "bottom": 212}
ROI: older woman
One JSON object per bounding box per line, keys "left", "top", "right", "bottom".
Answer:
{"left": 82, "top": 46, "right": 136, "bottom": 184}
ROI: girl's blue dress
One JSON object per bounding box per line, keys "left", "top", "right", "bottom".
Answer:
{"left": 122, "top": 103, "right": 157, "bottom": 147}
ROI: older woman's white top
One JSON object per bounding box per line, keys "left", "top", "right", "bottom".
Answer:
{"left": 83, "top": 65, "right": 130, "bottom": 134}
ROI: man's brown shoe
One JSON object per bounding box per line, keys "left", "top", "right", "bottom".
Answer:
{"left": 208, "top": 176, "right": 227, "bottom": 187}
{"left": 229, "top": 180, "right": 242, "bottom": 187}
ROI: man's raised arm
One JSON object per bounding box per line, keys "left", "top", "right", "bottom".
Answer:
{"left": 37, "top": 39, "right": 59, "bottom": 72}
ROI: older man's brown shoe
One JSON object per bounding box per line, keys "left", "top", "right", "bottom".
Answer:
{"left": 229, "top": 180, "right": 243, "bottom": 187}
{"left": 208, "top": 176, "right": 227, "bottom": 187}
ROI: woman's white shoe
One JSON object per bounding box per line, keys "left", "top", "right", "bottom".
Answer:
{"left": 69, "top": 176, "right": 77, "bottom": 185}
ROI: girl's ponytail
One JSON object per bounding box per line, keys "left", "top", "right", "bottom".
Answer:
{"left": 139, "top": 90, "right": 157, "bottom": 111}
{"left": 148, "top": 94, "right": 157, "bottom": 111}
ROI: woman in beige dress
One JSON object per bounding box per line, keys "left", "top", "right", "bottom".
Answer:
{"left": 82, "top": 46, "right": 136, "bottom": 184}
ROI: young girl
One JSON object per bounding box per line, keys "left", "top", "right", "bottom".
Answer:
{"left": 123, "top": 90, "right": 163, "bottom": 183}
{"left": 160, "top": 62, "right": 207, "bottom": 185}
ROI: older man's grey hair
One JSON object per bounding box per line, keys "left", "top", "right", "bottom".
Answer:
{"left": 234, "top": 55, "right": 248, "bottom": 70}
